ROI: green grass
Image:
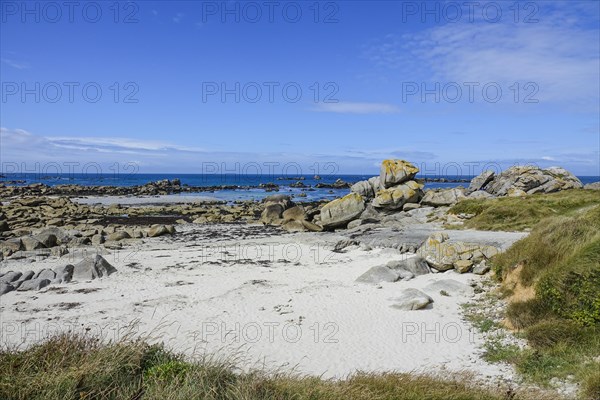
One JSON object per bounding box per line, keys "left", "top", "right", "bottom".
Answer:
{"left": 448, "top": 189, "right": 600, "bottom": 231}
{"left": 455, "top": 191, "right": 600, "bottom": 398}
{"left": 0, "top": 333, "right": 559, "bottom": 400}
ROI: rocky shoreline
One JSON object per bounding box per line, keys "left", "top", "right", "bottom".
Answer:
{"left": 1, "top": 159, "right": 595, "bottom": 294}
{"left": 1, "top": 159, "right": 598, "bottom": 398}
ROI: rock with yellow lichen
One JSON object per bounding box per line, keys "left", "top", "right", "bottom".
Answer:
{"left": 380, "top": 159, "right": 420, "bottom": 188}
{"left": 372, "top": 180, "right": 424, "bottom": 210}
{"left": 320, "top": 193, "right": 366, "bottom": 229}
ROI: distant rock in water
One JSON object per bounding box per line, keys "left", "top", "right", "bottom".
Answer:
{"left": 468, "top": 166, "right": 583, "bottom": 196}
{"left": 584, "top": 181, "right": 600, "bottom": 190}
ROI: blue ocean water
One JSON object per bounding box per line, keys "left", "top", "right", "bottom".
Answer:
{"left": 1, "top": 173, "right": 598, "bottom": 202}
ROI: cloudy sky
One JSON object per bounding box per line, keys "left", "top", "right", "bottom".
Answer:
{"left": 1, "top": 1, "right": 599, "bottom": 176}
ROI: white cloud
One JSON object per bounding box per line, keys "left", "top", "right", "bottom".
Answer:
{"left": 173, "top": 13, "right": 184, "bottom": 23}
{"left": 1, "top": 128, "right": 597, "bottom": 175}
{"left": 364, "top": 3, "right": 600, "bottom": 107}
{"left": 313, "top": 102, "right": 400, "bottom": 114}
{"left": 1, "top": 58, "right": 30, "bottom": 70}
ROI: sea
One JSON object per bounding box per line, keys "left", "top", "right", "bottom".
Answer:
{"left": 1, "top": 173, "right": 598, "bottom": 203}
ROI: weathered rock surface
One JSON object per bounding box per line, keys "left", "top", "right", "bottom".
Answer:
{"left": 282, "top": 206, "right": 306, "bottom": 222}
{"left": 468, "top": 171, "right": 495, "bottom": 193}
{"left": 107, "top": 231, "right": 131, "bottom": 241}
{"left": 472, "top": 261, "right": 491, "bottom": 275}
{"left": 386, "top": 256, "right": 430, "bottom": 276}
{"left": 355, "top": 266, "right": 400, "bottom": 284}
{"left": 320, "top": 193, "right": 365, "bottom": 229}
{"left": 380, "top": 160, "right": 419, "bottom": 188}
{"left": 54, "top": 264, "right": 75, "bottom": 283}
{"left": 420, "top": 188, "right": 466, "bottom": 207}
{"left": 372, "top": 181, "right": 423, "bottom": 210}
{"left": 72, "top": 255, "right": 117, "bottom": 281}
{"left": 390, "top": 288, "right": 433, "bottom": 310}
{"left": 479, "top": 166, "right": 582, "bottom": 196}
{"left": 146, "top": 225, "right": 175, "bottom": 238}
{"left": 0, "top": 283, "right": 15, "bottom": 296}
{"left": 34, "top": 269, "right": 56, "bottom": 280}
{"left": 417, "top": 232, "right": 500, "bottom": 272}
{"left": 0, "top": 271, "right": 22, "bottom": 283}
{"left": 350, "top": 180, "right": 375, "bottom": 199}
{"left": 21, "top": 236, "right": 45, "bottom": 251}
{"left": 468, "top": 191, "right": 495, "bottom": 199}
{"left": 584, "top": 182, "right": 600, "bottom": 190}
{"left": 33, "top": 232, "right": 58, "bottom": 248}
{"left": 17, "top": 278, "right": 51, "bottom": 291}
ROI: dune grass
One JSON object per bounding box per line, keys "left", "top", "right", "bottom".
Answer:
{"left": 0, "top": 333, "right": 557, "bottom": 400}
{"left": 448, "top": 189, "right": 600, "bottom": 231}
{"left": 453, "top": 190, "right": 600, "bottom": 398}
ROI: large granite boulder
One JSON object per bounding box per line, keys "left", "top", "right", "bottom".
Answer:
{"left": 417, "top": 232, "right": 500, "bottom": 273}
{"left": 0, "top": 239, "right": 22, "bottom": 256}
{"left": 355, "top": 266, "right": 400, "bottom": 284}
{"left": 420, "top": 188, "right": 466, "bottom": 207}
{"left": 482, "top": 166, "right": 582, "bottom": 196}
{"left": 368, "top": 176, "right": 382, "bottom": 192}
{"left": 107, "top": 231, "right": 131, "bottom": 241}
{"left": 33, "top": 232, "right": 58, "bottom": 248}
{"left": 390, "top": 288, "right": 433, "bottom": 310}
{"left": 372, "top": 181, "right": 423, "bottom": 210}
{"left": 16, "top": 278, "right": 51, "bottom": 291}
{"left": 21, "top": 236, "right": 45, "bottom": 251}
{"left": 351, "top": 180, "right": 375, "bottom": 199}
{"left": 320, "top": 193, "right": 365, "bottom": 229}
{"left": 263, "top": 194, "right": 294, "bottom": 209}
{"left": 0, "top": 271, "right": 22, "bottom": 284}
{"left": 584, "top": 182, "right": 600, "bottom": 190}
{"left": 260, "top": 195, "right": 295, "bottom": 225}
{"left": 282, "top": 206, "right": 306, "bottom": 222}
{"left": 380, "top": 160, "right": 419, "bottom": 188}
{"left": 261, "top": 203, "right": 285, "bottom": 225}
{"left": 146, "top": 225, "right": 175, "bottom": 237}
{"left": 72, "top": 255, "right": 117, "bottom": 281}
{"left": 386, "top": 256, "right": 430, "bottom": 276}
{"left": 0, "top": 283, "right": 15, "bottom": 296}
{"left": 468, "top": 170, "right": 495, "bottom": 193}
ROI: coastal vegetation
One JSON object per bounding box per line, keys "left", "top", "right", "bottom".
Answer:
{"left": 451, "top": 190, "right": 600, "bottom": 399}
{"left": 0, "top": 333, "right": 557, "bottom": 400}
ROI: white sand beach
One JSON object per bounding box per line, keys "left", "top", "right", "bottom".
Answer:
{"left": 0, "top": 223, "right": 519, "bottom": 383}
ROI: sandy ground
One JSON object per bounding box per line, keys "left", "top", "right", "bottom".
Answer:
{"left": 0, "top": 224, "right": 519, "bottom": 383}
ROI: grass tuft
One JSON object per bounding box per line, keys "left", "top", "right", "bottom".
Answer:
{"left": 0, "top": 333, "right": 559, "bottom": 400}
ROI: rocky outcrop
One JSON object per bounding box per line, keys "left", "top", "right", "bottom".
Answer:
{"left": 72, "top": 255, "right": 117, "bottom": 281}
{"left": 260, "top": 195, "right": 295, "bottom": 225}
{"left": 320, "top": 193, "right": 365, "bottom": 229}
{"left": 417, "top": 232, "right": 499, "bottom": 273}
{"left": 373, "top": 181, "right": 424, "bottom": 210}
{"left": 420, "top": 188, "right": 466, "bottom": 207}
{"left": 584, "top": 182, "right": 600, "bottom": 190}
{"left": 350, "top": 180, "right": 374, "bottom": 199}
{"left": 146, "top": 225, "right": 176, "bottom": 238}
{"left": 469, "top": 166, "right": 583, "bottom": 196}
{"left": 468, "top": 171, "right": 495, "bottom": 193}
{"left": 386, "top": 256, "right": 431, "bottom": 276}
{"left": 380, "top": 160, "right": 419, "bottom": 188}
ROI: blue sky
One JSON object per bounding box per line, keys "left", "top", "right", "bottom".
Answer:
{"left": 1, "top": 0, "right": 599, "bottom": 176}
